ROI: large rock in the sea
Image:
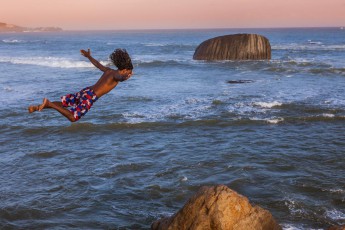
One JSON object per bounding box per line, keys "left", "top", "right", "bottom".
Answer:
{"left": 193, "top": 34, "right": 271, "bottom": 61}
{"left": 152, "top": 185, "right": 281, "bottom": 230}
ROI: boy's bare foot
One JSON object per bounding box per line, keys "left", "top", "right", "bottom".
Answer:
{"left": 28, "top": 105, "right": 39, "bottom": 113}
{"left": 38, "top": 98, "right": 50, "bottom": 111}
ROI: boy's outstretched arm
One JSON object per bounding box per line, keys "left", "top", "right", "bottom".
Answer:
{"left": 81, "top": 49, "right": 109, "bottom": 72}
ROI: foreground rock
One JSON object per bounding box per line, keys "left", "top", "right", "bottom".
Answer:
{"left": 328, "top": 225, "right": 345, "bottom": 230}
{"left": 152, "top": 185, "right": 281, "bottom": 230}
{"left": 193, "top": 34, "right": 271, "bottom": 61}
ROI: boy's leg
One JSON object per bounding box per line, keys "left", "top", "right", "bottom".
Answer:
{"left": 28, "top": 101, "right": 63, "bottom": 113}
{"left": 29, "top": 101, "right": 63, "bottom": 113}
{"left": 39, "top": 98, "right": 76, "bottom": 122}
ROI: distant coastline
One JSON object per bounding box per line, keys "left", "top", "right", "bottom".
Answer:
{"left": 0, "top": 22, "right": 62, "bottom": 33}
{"left": 1, "top": 22, "right": 342, "bottom": 33}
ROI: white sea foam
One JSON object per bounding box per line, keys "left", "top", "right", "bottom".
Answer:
{"left": 272, "top": 43, "right": 345, "bottom": 51}
{"left": 308, "top": 40, "right": 323, "bottom": 45}
{"left": 2, "top": 39, "right": 24, "bottom": 43}
{"left": 121, "top": 96, "right": 213, "bottom": 123}
{"left": 322, "top": 113, "right": 335, "bottom": 118}
{"left": 325, "top": 209, "right": 345, "bottom": 221}
{"left": 122, "top": 110, "right": 164, "bottom": 123}
{"left": 253, "top": 101, "right": 283, "bottom": 108}
{"left": 180, "top": 176, "right": 188, "bottom": 182}
{"left": 250, "top": 117, "right": 284, "bottom": 124}
{"left": 329, "top": 188, "right": 345, "bottom": 194}
{"left": 2, "top": 39, "right": 44, "bottom": 44}
{"left": 0, "top": 56, "right": 97, "bottom": 68}
{"left": 281, "top": 224, "right": 321, "bottom": 230}
{"left": 324, "top": 99, "right": 345, "bottom": 107}
{"left": 144, "top": 43, "right": 167, "bottom": 47}
{"left": 266, "top": 118, "right": 284, "bottom": 124}
{"left": 281, "top": 224, "right": 304, "bottom": 230}
{"left": 327, "top": 45, "right": 345, "bottom": 49}
{"left": 3, "top": 87, "right": 13, "bottom": 92}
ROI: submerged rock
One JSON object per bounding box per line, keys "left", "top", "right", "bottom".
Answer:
{"left": 227, "top": 80, "right": 254, "bottom": 84}
{"left": 193, "top": 34, "right": 271, "bottom": 61}
{"left": 151, "top": 185, "right": 281, "bottom": 230}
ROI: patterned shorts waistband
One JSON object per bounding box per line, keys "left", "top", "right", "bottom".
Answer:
{"left": 83, "top": 87, "right": 98, "bottom": 101}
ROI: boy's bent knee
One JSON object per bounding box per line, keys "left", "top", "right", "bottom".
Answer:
{"left": 68, "top": 115, "right": 77, "bottom": 122}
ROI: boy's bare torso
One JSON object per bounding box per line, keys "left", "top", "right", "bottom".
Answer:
{"left": 90, "top": 69, "right": 119, "bottom": 98}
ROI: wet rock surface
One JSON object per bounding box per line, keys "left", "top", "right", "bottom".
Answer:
{"left": 152, "top": 185, "right": 281, "bottom": 230}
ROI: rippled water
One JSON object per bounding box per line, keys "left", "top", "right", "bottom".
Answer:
{"left": 0, "top": 28, "right": 344, "bottom": 229}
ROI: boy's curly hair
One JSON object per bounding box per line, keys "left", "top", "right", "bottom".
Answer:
{"left": 110, "top": 49, "right": 133, "bottom": 70}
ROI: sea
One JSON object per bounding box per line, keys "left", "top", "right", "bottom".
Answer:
{"left": 0, "top": 28, "right": 344, "bottom": 229}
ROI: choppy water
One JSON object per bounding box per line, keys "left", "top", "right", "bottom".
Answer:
{"left": 0, "top": 28, "right": 344, "bottom": 229}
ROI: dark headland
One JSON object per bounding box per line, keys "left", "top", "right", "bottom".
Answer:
{"left": 0, "top": 22, "right": 62, "bottom": 33}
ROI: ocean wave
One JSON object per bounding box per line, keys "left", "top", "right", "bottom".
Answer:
{"left": 325, "top": 209, "right": 345, "bottom": 221}
{"left": 1, "top": 39, "right": 46, "bottom": 44}
{"left": 253, "top": 101, "right": 283, "bottom": 108}
{"left": 135, "top": 59, "right": 187, "bottom": 68}
{"left": 0, "top": 206, "right": 48, "bottom": 222}
{"left": 182, "top": 58, "right": 345, "bottom": 77}
{"left": 325, "top": 99, "right": 345, "bottom": 107}
{"left": 328, "top": 188, "right": 345, "bottom": 194}
{"left": 142, "top": 43, "right": 195, "bottom": 51}
{"left": 1, "top": 39, "right": 25, "bottom": 44}
{"left": 133, "top": 55, "right": 195, "bottom": 68}
{"left": 133, "top": 52, "right": 193, "bottom": 61}
{"left": 272, "top": 43, "right": 345, "bottom": 51}
{"left": 143, "top": 42, "right": 193, "bottom": 47}
{"left": 307, "top": 40, "right": 323, "bottom": 45}
{"left": 26, "top": 150, "right": 60, "bottom": 158}
{"left": 266, "top": 60, "right": 345, "bottom": 76}
{"left": 65, "top": 121, "right": 174, "bottom": 130}
{"left": 3, "top": 86, "right": 14, "bottom": 92}
{"left": 1, "top": 119, "right": 261, "bottom": 135}
{"left": 250, "top": 117, "right": 285, "bottom": 124}
{"left": 322, "top": 113, "right": 335, "bottom": 118}
{"left": 122, "top": 96, "right": 213, "bottom": 123}
{"left": 281, "top": 224, "right": 304, "bottom": 230}
{"left": 303, "top": 114, "right": 345, "bottom": 122}
{"left": 284, "top": 198, "right": 308, "bottom": 217}
{"left": 143, "top": 42, "right": 170, "bottom": 47}
{"left": 0, "top": 56, "right": 95, "bottom": 68}
{"left": 4, "top": 112, "right": 345, "bottom": 137}
{"left": 124, "top": 96, "right": 153, "bottom": 102}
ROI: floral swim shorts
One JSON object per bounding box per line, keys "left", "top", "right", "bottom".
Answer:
{"left": 61, "top": 87, "right": 98, "bottom": 121}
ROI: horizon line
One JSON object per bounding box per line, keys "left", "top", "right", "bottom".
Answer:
{"left": 61, "top": 26, "right": 344, "bottom": 32}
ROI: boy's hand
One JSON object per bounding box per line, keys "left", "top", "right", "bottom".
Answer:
{"left": 80, "top": 49, "right": 91, "bottom": 58}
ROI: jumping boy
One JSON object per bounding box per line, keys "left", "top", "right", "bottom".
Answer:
{"left": 28, "top": 48, "right": 133, "bottom": 122}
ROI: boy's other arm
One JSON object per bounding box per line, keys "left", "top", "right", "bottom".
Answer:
{"left": 81, "top": 49, "right": 109, "bottom": 72}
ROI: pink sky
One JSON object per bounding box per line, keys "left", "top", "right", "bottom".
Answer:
{"left": 1, "top": 0, "right": 344, "bottom": 30}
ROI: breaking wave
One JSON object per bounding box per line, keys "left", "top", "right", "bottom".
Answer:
{"left": 253, "top": 101, "right": 283, "bottom": 108}
{"left": 272, "top": 43, "right": 345, "bottom": 51}
{"left": 0, "top": 56, "right": 107, "bottom": 69}
{"left": 2, "top": 39, "right": 25, "bottom": 43}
